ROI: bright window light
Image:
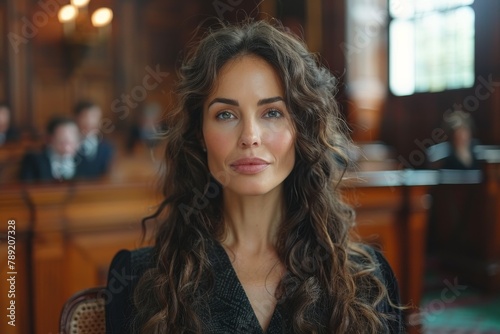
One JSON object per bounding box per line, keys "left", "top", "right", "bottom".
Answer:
{"left": 389, "top": 0, "right": 475, "bottom": 96}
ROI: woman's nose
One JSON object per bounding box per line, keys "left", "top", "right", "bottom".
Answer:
{"left": 238, "top": 118, "right": 261, "bottom": 148}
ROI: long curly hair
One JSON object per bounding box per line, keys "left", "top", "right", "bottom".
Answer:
{"left": 133, "top": 19, "right": 393, "bottom": 333}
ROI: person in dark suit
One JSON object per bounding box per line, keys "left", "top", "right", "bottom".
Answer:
{"left": 126, "top": 102, "right": 163, "bottom": 153}
{"left": 0, "top": 102, "right": 20, "bottom": 146}
{"left": 73, "top": 100, "right": 114, "bottom": 178}
{"left": 19, "top": 116, "right": 80, "bottom": 182}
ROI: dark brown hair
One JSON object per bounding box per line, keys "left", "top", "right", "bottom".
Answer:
{"left": 73, "top": 100, "right": 98, "bottom": 116}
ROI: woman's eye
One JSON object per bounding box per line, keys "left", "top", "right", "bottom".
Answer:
{"left": 216, "top": 111, "right": 235, "bottom": 120}
{"left": 264, "top": 109, "right": 283, "bottom": 118}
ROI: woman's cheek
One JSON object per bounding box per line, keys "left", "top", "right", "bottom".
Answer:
{"left": 263, "top": 122, "right": 295, "bottom": 149}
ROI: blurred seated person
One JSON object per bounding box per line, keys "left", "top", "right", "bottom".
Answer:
{"left": 126, "top": 102, "right": 163, "bottom": 153}
{"left": 0, "top": 102, "right": 20, "bottom": 146}
{"left": 20, "top": 116, "right": 80, "bottom": 181}
{"left": 427, "top": 109, "right": 480, "bottom": 170}
{"left": 74, "top": 100, "right": 114, "bottom": 178}
{"left": 442, "top": 110, "right": 480, "bottom": 170}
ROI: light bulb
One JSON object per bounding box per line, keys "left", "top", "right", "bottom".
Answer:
{"left": 58, "top": 5, "right": 78, "bottom": 23}
{"left": 71, "top": 0, "right": 90, "bottom": 8}
{"left": 91, "top": 8, "right": 113, "bottom": 27}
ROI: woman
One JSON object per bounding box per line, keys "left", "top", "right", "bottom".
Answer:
{"left": 106, "top": 20, "right": 403, "bottom": 333}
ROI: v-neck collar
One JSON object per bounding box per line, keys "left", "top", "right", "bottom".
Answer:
{"left": 207, "top": 241, "right": 287, "bottom": 334}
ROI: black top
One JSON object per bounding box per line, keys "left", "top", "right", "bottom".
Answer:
{"left": 75, "top": 139, "right": 114, "bottom": 178}
{"left": 0, "top": 126, "right": 20, "bottom": 145}
{"left": 441, "top": 148, "right": 480, "bottom": 170}
{"left": 19, "top": 144, "right": 113, "bottom": 182}
{"left": 105, "top": 242, "right": 404, "bottom": 333}
{"left": 19, "top": 149, "right": 58, "bottom": 181}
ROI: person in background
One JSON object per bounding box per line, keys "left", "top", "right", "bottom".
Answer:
{"left": 0, "top": 102, "right": 20, "bottom": 146}
{"left": 19, "top": 116, "right": 80, "bottom": 181}
{"left": 126, "top": 102, "right": 163, "bottom": 153}
{"left": 441, "top": 109, "right": 480, "bottom": 170}
{"left": 74, "top": 100, "right": 114, "bottom": 178}
{"left": 105, "top": 20, "right": 403, "bottom": 333}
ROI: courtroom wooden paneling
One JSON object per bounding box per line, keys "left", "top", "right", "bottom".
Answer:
{"left": 344, "top": 185, "right": 404, "bottom": 280}
{"left": 0, "top": 180, "right": 157, "bottom": 334}
{"left": 433, "top": 162, "right": 500, "bottom": 292}
{"left": 0, "top": 238, "right": 30, "bottom": 334}
{"left": 343, "top": 170, "right": 437, "bottom": 334}
{"left": 0, "top": 143, "right": 27, "bottom": 184}
{"left": 343, "top": 183, "right": 430, "bottom": 307}
{"left": 403, "top": 186, "right": 430, "bottom": 309}
{"left": 0, "top": 185, "right": 32, "bottom": 334}
{"left": 33, "top": 229, "right": 143, "bottom": 334}
{"left": 27, "top": 181, "right": 157, "bottom": 334}
{"left": 0, "top": 4, "right": 6, "bottom": 101}
{"left": 485, "top": 163, "right": 500, "bottom": 262}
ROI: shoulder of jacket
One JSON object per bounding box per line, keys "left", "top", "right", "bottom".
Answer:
{"left": 130, "top": 246, "right": 155, "bottom": 274}
{"left": 349, "top": 244, "right": 386, "bottom": 284}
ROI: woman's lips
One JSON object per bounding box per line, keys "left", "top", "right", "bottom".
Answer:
{"left": 230, "top": 158, "right": 270, "bottom": 174}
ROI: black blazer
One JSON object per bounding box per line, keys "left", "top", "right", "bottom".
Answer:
{"left": 19, "top": 149, "right": 59, "bottom": 182}
{"left": 0, "top": 126, "right": 20, "bottom": 145}
{"left": 19, "top": 147, "right": 91, "bottom": 182}
{"left": 75, "top": 140, "right": 114, "bottom": 178}
{"left": 105, "top": 242, "right": 404, "bottom": 333}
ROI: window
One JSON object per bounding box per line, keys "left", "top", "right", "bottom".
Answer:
{"left": 389, "top": 0, "right": 475, "bottom": 96}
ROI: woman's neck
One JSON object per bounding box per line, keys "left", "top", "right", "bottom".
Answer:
{"left": 220, "top": 187, "right": 284, "bottom": 255}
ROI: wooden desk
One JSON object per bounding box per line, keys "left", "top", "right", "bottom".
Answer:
{"left": 431, "top": 162, "right": 500, "bottom": 292}
{"left": 343, "top": 170, "right": 437, "bottom": 308}
{"left": 0, "top": 180, "right": 158, "bottom": 334}
{"left": 0, "top": 184, "right": 32, "bottom": 334}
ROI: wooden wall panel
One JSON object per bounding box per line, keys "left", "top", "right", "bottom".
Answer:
{"left": 34, "top": 256, "right": 65, "bottom": 334}
{"left": 0, "top": 186, "right": 32, "bottom": 333}
{"left": 25, "top": 181, "right": 155, "bottom": 334}
{"left": 432, "top": 163, "right": 500, "bottom": 292}
{"left": 0, "top": 5, "right": 5, "bottom": 101}
{"left": 32, "top": 81, "right": 72, "bottom": 134}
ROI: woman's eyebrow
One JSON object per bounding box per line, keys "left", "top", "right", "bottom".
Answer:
{"left": 207, "top": 98, "right": 238, "bottom": 108}
{"left": 257, "top": 96, "right": 284, "bottom": 106}
{"left": 207, "top": 96, "right": 284, "bottom": 109}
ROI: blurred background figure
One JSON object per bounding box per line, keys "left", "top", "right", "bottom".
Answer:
{"left": 0, "top": 102, "right": 20, "bottom": 146}
{"left": 74, "top": 100, "right": 114, "bottom": 178}
{"left": 426, "top": 109, "right": 481, "bottom": 170}
{"left": 441, "top": 110, "right": 480, "bottom": 170}
{"left": 126, "top": 102, "right": 163, "bottom": 153}
{"left": 19, "top": 116, "right": 80, "bottom": 181}
{"left": 425, "top": 109, "right": 483, "bottom": 270}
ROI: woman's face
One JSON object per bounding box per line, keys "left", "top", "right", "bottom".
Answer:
{"left": 202, "top": 54, "right": 296, "bottom": 197}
